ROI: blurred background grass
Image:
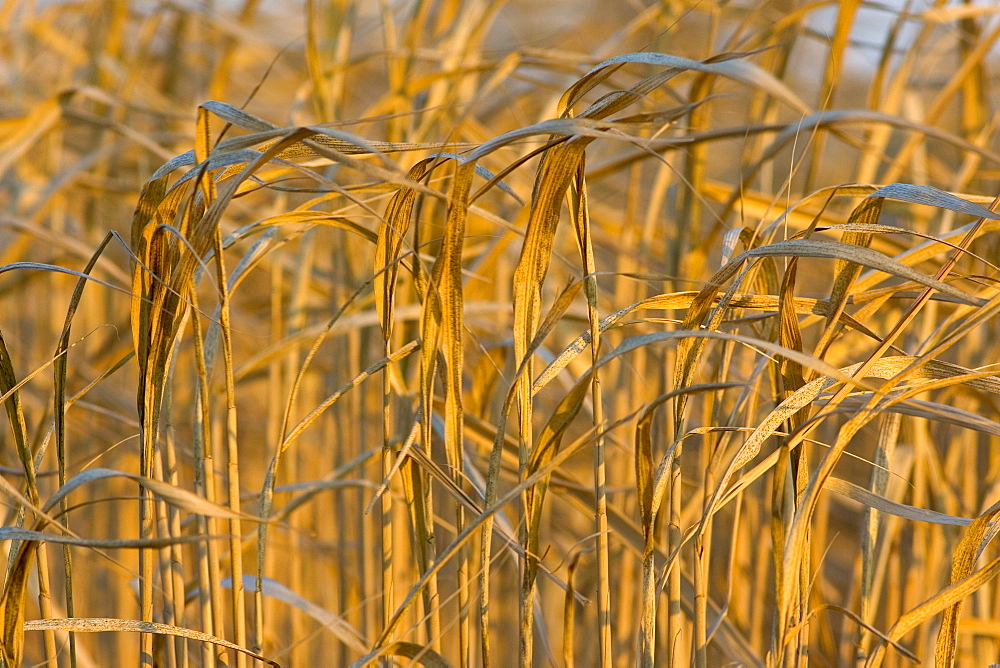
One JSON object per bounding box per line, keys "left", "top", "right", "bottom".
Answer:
{"left": 3, "top": 1, "right": 1000, "bottom": 666}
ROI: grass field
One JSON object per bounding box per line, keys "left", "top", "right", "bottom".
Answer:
{"left": 3, "top": 0, "right": 1000, "bottom": 666}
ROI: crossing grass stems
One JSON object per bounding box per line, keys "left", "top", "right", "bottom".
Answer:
{"left": 2, "top": 1, "right": 1000, "bottom": 666}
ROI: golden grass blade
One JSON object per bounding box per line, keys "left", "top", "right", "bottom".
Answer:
{"left": 51, "top": 232, "right": 116, "bottom": 667}
{"left": 510, "top": 135, "right": 590, "bottom": 666}
{"left": 0, "top": 329, "right": 56, "bottom": 666}
{"left": 21, "top": 619, "right": 279, "bottom": 667}
{"left": 871, "top": 182, "right": 1000, "bottom": 219}
{"left": 365, "top": 641, "right": 453, "bottom": 668}
{"left": 434, "top": 161, "right": 475, "bottom": 665}
{"left": 369, "top": 154, "right": 439, "bottom": 654}
{"left": 200, "top": 100, "right": 473, "bottom": 157}
{"left": 41, "top": 468, "right": 264, "bottom": 521}
{"left": 812, "top": 199, "right": 880, "bottom": 361}
{"left": 562, "top": 553, "right": 580, "bottom": 668}
{"left": 0, "top": 528, "right": 225, "bottom": 549}
{"left": 412, "top": 158, "right": 476, "bottom": 657}
{"left": 0, "top": 511, "right": 37, "bottom": 666}
{"left": 223, "top": 575, "right": 368, "bottom": 654}
{"left": 822, "top": 478, "right": 973, "bottom": 528}
{"left": 866, "top": 549, "right": 1000, "bottom": 667}
{"left": 860, "top": 408, "right": 901, "bottom": 656}
{"left": 566, "top": 157, "right": 613, "bottom": 667}
{"left": 0, "top": 245, "right": 135, "bottom": 286}
{"left": 737, "top": 238, "right": 982, "bottom": 305}
{"left": 0, "top": 332, "right": 39, "bottom": 507}
{"left": 561, "top": 51, "right": 810, "bottom": 117}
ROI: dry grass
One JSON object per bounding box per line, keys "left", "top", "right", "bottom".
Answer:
{"left": 3, "top": 1, "right": 1000, "bottom": 666}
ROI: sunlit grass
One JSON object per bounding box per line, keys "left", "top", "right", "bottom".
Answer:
{"left": 3, "top": 1, "right": 1000, "bottom": 666}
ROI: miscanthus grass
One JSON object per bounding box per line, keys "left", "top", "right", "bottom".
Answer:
{"left": 2, "top": 1, "right": 1000, "bottom": 666}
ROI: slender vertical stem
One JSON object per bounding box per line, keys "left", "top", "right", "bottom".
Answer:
{"left": 213, "top": 230, "right": 248, "bottom": 668}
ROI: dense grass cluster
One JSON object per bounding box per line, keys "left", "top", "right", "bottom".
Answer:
{"left": 3, "top": 1, "right": 1000, "bottom": 666}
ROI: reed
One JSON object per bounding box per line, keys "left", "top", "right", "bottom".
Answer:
{"left": 3, "top": 1, "right": 1000, "bottom": 666}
